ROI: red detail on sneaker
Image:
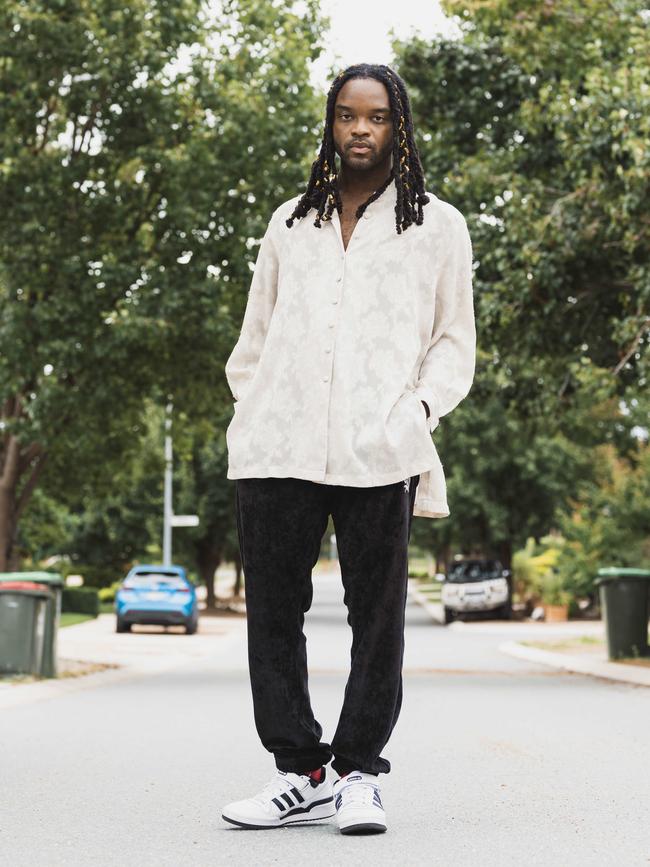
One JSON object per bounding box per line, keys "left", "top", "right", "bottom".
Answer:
{"left": 307, "top": 767, "right": 323, "bottom": 782}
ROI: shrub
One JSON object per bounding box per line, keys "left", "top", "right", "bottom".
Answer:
{"left": 62, "top": 587, "right": 99, "bottom": 617}
{"left": 98, "top": 581, "right": 122, "bottom": 604}
{"left": 538, "top": 570, "right": 572, "bottom": 607}
{"left": 512, "top": 536, "right": 563, "bottom": 603}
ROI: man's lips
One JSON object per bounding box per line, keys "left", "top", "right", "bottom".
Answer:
{"left": 349, "top": 142, "right": 372, "bottom": 152}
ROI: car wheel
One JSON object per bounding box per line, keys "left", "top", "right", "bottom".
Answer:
{"left": 185, "top": 617, "right": 198, "bottom": 635}
{"left": 116, "top": 618, "right": 131, "bottom": 633}
{"left": 443, "top": 606, "right": 456, "bottom": 624}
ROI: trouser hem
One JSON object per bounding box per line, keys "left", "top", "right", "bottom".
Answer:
{"left": 275, "top": 752, "right": 333, "bottom": 774}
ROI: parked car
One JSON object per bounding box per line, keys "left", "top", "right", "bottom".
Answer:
{"left": 115, "top": 565, "right": 199, "bottom": 634}
{"left": 441, "top": 559, "right": 511, "bottom": 623}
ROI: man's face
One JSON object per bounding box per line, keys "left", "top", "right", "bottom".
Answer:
{"left": 332, "top": 77, "right": 394, "bottom": 173}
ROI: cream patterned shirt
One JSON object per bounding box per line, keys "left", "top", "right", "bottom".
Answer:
{"left": 224, "top": 177, "right": 476, "bottom": 518}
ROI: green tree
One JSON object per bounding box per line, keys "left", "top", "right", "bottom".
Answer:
{"left": 0, "top": 0, "right": 206, "bottom": 568}
{"left": 57, "top": 400, "right": 166, "bottom": 587}
{"left": 397, "top": 0, "right": 649, "bottom": 558}
{"left": 0, "top": 0, "right": 326, "bottom": 570}
{"left": 555, "top": 441, "right": 650, "bottom": 598}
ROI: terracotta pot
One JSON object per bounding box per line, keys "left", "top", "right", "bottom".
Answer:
{"left": 544, "top": 603, "right": 569, "bottom": 622}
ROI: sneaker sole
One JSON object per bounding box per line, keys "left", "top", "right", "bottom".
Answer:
{"left": 340, "top": 821, "right": 387, "bottom": 835}
{"left": 222, "top": 797, "right": 335, "bottom": 830}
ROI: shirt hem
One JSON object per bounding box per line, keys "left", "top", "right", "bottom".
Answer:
{"left": 227, "top": 462, "right": 435, "bottom": 487}
{"left": 412, "top": 499, "right": 450, "bottom": 519}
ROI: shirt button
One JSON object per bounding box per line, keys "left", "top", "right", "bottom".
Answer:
{"left": 332, "top": 299, "right": 338, "bottom": 304}
{"left": 325, "top": 347, "right": 332, "bottom": 353}
{"left": 322, "top": 375, "right": 329, "bottom": 382}
{"left": 336, "top": 276, "right": 342, "bottom": 282}
{"left": 328, "top": 322, "right": 335, "bottom": 328}
{"left": 363, "top": 214, "right": 370, "bottom": 220}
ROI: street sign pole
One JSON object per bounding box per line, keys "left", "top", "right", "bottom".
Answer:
{"left": 162, "top": 401, "right": 199, "bottom": 567}
{"left": 163, "top": 401, "right": 173, "bottom": 567}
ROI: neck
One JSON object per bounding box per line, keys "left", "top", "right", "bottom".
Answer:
{"left": 337, "top": 159, "right": 393, "bottom": 199}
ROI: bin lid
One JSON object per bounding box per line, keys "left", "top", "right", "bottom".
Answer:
{"left": 0, "top": 571, "right": 64, "bottom": 587}
{"left": 0, "top": 580, "right": 51, "bottom": 597}
{"left": 595, "top": 567, "right": 650, "bottom": 586}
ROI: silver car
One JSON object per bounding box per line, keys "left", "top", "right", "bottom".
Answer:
{"left": 441, "top": 559, "right": 511, "bottom": 623}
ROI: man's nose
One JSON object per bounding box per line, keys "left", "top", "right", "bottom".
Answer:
{"left": 350, "top": 117, "right": 371, "bottom": 137}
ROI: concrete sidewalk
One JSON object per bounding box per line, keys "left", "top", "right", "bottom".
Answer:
{"left": 0, "top": 611, "right": 247, "bottom": 711}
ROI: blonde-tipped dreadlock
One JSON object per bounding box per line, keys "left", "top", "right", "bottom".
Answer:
{"left": 285, "top": 63, "right": 429, "bottom": 235}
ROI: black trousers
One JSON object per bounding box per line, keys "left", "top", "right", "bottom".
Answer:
{"left": 234, "top": 473, "right": 420, "bottom": 777}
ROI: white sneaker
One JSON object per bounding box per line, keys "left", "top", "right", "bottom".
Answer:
{"left": 333, "top": 771, "right": 387, "bottom": 834}
{"left": 221, "top": 767, "right": 335, "bottom": 829}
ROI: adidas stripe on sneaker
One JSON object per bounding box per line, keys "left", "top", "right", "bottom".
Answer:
{"left": 221, "top": 767, "right": 335, "bottom": 829}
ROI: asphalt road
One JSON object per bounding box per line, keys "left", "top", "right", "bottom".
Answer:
{"left": 1, "top": 569, "right": 649, "bottom": 867}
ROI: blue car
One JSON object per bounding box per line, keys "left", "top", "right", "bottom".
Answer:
{"left": 115, "top": 565, "right": 199, "bottom": 634}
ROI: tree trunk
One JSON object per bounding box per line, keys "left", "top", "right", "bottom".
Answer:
{"left": 196, "top": 541, "right": 221, "bottom": 609}
{"left": 233, "top": 552, "right": 243, "bottom": 598}
{"left": 0, "top": 433, "right": 21, "bottom": 572}
{"left": 498, "top": 539, "right": 513, "bottom": 570}
{"left": 0, "top": 416, "right": 47, "bottom": 570}
{"left": 0, "top": 483, "right": 16, "bottom": 572}
{"left": 436, "top": 543, "right": 451, "bottom": 574}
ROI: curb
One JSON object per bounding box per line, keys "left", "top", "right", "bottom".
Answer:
{"left": 499, "top": 640, "right": 650, "bottom": 688}
{"left": 407, "top": 581, "right": 443, "bottom": 624}
{"left": 0, "top": 664, "right": 135, "bottom": 711}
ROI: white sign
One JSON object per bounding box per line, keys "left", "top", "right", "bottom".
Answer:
{"left": 170, "top": 515, "right": 200, "bottom": 527}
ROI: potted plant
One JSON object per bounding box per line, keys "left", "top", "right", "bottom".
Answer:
{"left": 539, "top": 570, "right": 572, "bottom": 622}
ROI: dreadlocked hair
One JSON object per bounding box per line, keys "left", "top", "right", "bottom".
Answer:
{"left": 285, "top": 63, "right": 429, "bottom": 235}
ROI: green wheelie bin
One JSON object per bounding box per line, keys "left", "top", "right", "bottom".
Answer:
{"left": 0, "top": 571, "right": 63, "bottom": 677}
{"left": 0, "top": 581, "right": 51, "bottom": 676}
{"left": 594, "top": 568, "right": 650, "bottom": 660}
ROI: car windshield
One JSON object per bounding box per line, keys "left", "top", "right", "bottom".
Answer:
{"left": 446, "top": 561, "right": 503, "bottom": 584}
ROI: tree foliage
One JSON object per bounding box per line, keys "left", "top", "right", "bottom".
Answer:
{"left": 0, "top": 0, "right": 325, "bottom": 569}
{"left": 397, "top": 0, "right": 649, "bottom": 561}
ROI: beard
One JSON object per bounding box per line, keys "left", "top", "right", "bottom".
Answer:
{"left": 334, "top": 139, "right": 393, "bottom": 172}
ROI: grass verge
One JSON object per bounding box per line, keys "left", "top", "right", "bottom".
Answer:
{"left": 60, "top": 612, "right": 95, "bottom": 628}
{"left": 522, "top": 634, "right": 650, "bottom": 667}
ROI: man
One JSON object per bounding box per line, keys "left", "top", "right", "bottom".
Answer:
{"left": 221, "top": 63, "right": 476, "bottom": 835}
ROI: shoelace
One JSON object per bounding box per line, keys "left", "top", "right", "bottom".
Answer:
{"left": 338, "top": 781, "right": 377, "bottom": 807}
{"left": 252, "top": 772, "right": 308, "bottom": 806}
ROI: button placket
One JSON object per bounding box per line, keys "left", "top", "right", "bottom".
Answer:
{"left": 325, "top": 258, "right": 345, "bottom": 384}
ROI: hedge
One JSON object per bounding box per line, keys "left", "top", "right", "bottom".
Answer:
{"left": 61, "top": 587, "right": 100, "bottom": 617}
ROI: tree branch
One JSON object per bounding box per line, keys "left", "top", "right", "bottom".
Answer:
{"left": 17, "top": 441, "right": 43, "bottom": 477}
{"left": 15, "top": 453, "right": 49, "bottom": 522}
{"left": 612, "top": 319, "right": 650, "bottom": 376}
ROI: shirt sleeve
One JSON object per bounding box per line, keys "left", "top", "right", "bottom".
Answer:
{"left": 224, "top": 214, "right": 280, "bottom": 403}
{"left": 413, "top": 210, "right": 476, "bottom": 432}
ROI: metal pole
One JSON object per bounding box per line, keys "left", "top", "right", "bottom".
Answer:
{"left": 163, "top": 401, "right": 173, "bottom": 566}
